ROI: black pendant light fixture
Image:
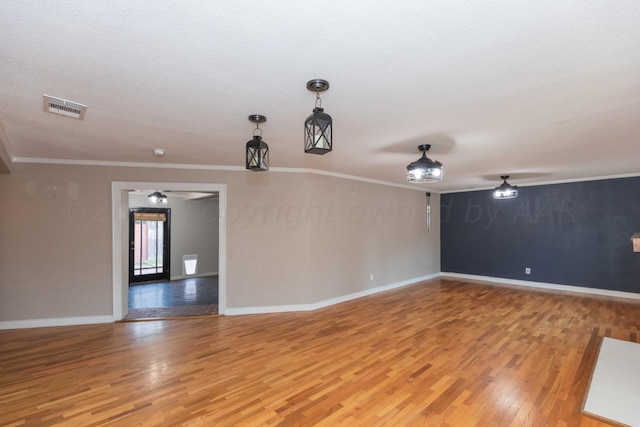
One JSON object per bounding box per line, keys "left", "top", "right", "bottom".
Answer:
{"left": 246, "top": 114, "right": 269, "bottom": 171}
{"left": 148, "top": 191, "right": 168, "bottom": 205}
{"left": 406, "top": 144, "right": 443, "bottom": 183}
{"left": 304, "top": 79, "right": 332, "bottom": 154}
{"left": 493, "top": 175, "right": 518, "bottom": 199}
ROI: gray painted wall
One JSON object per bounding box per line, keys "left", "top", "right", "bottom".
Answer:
{"left": 0, "top": 163, "right": 440, "bottom": 322}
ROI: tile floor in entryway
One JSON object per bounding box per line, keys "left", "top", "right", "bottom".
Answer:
{"left": 124, "top": 275, "right": 218, "bottom": 320}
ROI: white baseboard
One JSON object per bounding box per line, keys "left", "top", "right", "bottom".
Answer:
{"left": 0, "top": 315, "right": 114, "bottom": 330}
{"left": 442, "top": 272, "right": 640, "bottom": 300}
{"left": 225, "top": 273, "right": 440, "bottom": 315}
{"left": 170, "top": 272, "right": 218, "bottom": 281}
{"left": 4, "top": 272, "right": 634, "bottom": 328}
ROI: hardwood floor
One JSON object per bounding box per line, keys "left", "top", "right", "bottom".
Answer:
{"left": 1, "top": 277, "right": 638, "bottom": 426}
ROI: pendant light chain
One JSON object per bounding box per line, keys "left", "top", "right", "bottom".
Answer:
{"left": 253, "top": 122, "right": 262, "bottom": 137}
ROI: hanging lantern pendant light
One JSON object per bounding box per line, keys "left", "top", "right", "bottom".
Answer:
{"left": 246, "top": 114, "right": 269, "bottom": 171}
{"left": 304, "top": 79, "right": 332, "bottom": 155}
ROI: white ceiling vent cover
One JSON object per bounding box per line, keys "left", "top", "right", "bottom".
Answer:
{"left": 43, "top": 94, "right": 87, "bottom": 120}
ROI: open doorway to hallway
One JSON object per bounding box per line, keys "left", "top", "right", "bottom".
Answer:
{"left": 124, "top": 190, "right": 219, "bottom": 320}
{"left": 125, "top": 190, "right": 219, "bottom": 319}
{"left": 111, "top": 182, "right": 226, "bottom": 321}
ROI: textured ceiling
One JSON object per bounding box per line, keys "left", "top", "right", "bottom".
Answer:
{"left": 1, "top": 1, "right": 639, "bottom": 192}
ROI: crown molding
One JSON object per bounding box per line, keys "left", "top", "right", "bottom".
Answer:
{"left": 440, "top": 172, "right": 640, "bottom": 194}
{"left": 12, "top": 156, "right": 436, "bottom": 193}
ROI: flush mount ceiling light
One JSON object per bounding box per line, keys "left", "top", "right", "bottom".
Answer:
{"left": 493, "top": 175, "right": 518, "bottom": 199}
{"left": 406, "top": 144, "right": 443, "bottom": 183}
{"left": 148, "top": 191, "right": 168, "bottom": 205}
{"left": 304, "top": 79, "right": 332, "bottom": 155}
{"left": 246, "top": 114, "right": 269, "bottom": 171}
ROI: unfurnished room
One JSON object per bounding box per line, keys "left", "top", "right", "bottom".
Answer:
{"left": 1, "top": 1, "right": 639, "bottom": 426}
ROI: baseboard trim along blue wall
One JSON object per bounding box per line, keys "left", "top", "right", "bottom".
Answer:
{"left": 442, "top": 273, "right": 640, "bottom": 301}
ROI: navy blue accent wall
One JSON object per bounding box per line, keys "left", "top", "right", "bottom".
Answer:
{"left": 441, "top": 177, "right": 640, "bottom": 293}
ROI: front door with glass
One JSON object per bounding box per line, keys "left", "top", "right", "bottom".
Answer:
{"left": 129, "top": 208, "right": 170, "bottom": 283}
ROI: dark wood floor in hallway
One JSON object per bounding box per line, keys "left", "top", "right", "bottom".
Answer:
{"left": 1, "top": 277, "right": 638, "bottom": 426}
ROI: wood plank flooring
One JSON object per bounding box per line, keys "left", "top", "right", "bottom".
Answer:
{"left": 1, "top": 277, "right": 638, "bottom": 426}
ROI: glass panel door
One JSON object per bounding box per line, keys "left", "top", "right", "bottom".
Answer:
{"left": 129, "top": 209, "right": 170, "bottom": 283}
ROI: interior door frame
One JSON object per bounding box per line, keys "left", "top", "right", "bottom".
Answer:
{"left": 111, "top": 182, "right": 226, "bottom": 320}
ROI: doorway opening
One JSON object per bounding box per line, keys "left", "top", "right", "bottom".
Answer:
{"left": 125, "top": 191, "right": 218, "bottom": 320}
{"left": 111, "top": 182, "right": 227, "bottom": 321}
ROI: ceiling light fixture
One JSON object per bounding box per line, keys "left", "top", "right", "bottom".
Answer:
{"left": 246, "top": 114, "right": 269, "bottom": 171}
{"left": 406, "top": 144, "right": 443, "bottom": 183}
{"left": 148, "top": 191, "right": 168, "bottom": 205}
{"left": 493, "top": 175, "right": 518, "bottom": 199}
{"left": 304, "top": 79, "right": 332, "bottom": 155}
{"left": 153, "top": 148, "right": 165, "bottom": 156}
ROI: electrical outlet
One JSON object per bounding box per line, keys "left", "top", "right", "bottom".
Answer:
{"left": 370, "top": 274, "right": 374, "bottom": 281}
{"left": 525, "top": 268, "right": 531, "bottom": 275}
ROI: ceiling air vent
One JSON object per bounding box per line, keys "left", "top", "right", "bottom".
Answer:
{"left": 43, "top": 94, "right": 87, "bottom": 120}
